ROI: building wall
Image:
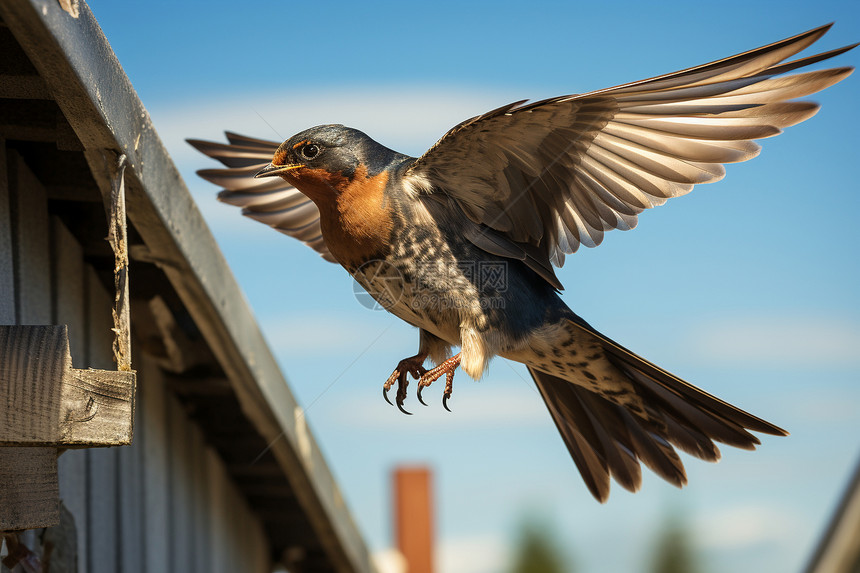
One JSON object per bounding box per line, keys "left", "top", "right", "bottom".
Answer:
{"left": 0, "top": 140, "right": 271, "bottom": 573}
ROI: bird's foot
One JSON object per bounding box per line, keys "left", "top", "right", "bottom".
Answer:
{"left": 383, "top": 353, "right": 428, "bottom": 415}
{"left": 416, "top": 353, "right": 461, "bottom": 411}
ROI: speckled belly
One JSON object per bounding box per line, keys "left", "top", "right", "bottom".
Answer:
{"left": 350, "top": 258, "right": 464, "bottom": 345}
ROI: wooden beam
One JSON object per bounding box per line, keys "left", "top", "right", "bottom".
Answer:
{"left": 0, "top": 99, "right": 59, "bottom": 142}
{"left": 0, "top": 138, "right": 12, "bottom": 323}
{"left": 0, "top": 325, "right": 135, "bottom": 447}
{"left": 0, "top": 447, "right": 58, "bottom": 530}
{"left": 0, "top": 74, "right": 50, "bottom": 99}
{"left": 165, "top": 375, "right": 232, "bottom": 396}
{"left": 0, "top": 138, "right": 60, "bottom": 533}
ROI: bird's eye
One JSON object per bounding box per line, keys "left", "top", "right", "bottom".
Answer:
{"left": 301, "top": 144, "right": 320, "bottom": 160}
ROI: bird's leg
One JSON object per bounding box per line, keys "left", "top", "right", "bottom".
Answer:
{"left": 416, "top": 353, "right": 461, "bottom": 412}
{"left": 383, "top": 352, "right": 428, "bottom": 415}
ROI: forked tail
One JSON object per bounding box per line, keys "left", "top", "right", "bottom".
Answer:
{"left": 529, "top": 320, "right": 787, "bottom": 502}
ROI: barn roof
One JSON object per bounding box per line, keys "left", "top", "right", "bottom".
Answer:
{"left": 0, "top": 1, "right": 376, "bottom": 571}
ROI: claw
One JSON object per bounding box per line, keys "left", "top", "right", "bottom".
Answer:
{"left": 382, "top": 353, "right": 427, "bottom": 414}
{"left": 442, "top": 369, "right": 455, "bottom": 412}
{"left": 395, "top": 374, "right": 412, "bottom": 415}
{"left": 383, "top": 352, "right": 460, "bottom": 413}
{"left": 417, "top": 384, "right": 428, "bottom": 406}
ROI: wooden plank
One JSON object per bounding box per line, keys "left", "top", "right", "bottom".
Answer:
{"left": 0, "top": 99, "right": 58, "bottom": 143}
{"left": 0, "top": 74, "right": 50, "bottom": 99}
{"left": 105, "top": 154, "right": 131, "bottom": 372}
{"left": 9, "top": 150, "right": 50, "bottom": 324}
{"left": 85, "top": 266, "right": 118, "bottom": 573}
{"left": 232, "top": 487, "right": 245, "bottom": 573}
{"left": 0, "top": 325, "right": 66, "bottom": 441}
{"left": 221, "top": 461, "right": 269, "bottom": 573}
{"left": 52, "top": 216, "right": 89, "bottom": 573}
{"left": 228, "top": 477, "right": 241, "bottom": 573}
{"left": 118, "top": 350, "right": 143, "bottom": 573}
{"left": 0, "top": 449, "right": 58, "bottom": 530}
{"left": 0, "top": 148, "right": 58, "bottom": 532}
{"left": 209, "top": 447, "right": 246, "bottom": 573}
{"left": 61, "top": 368, "right": 135, "bottom": 445}
{"left": 0, "top": 137, "right": 19, "bottom": 553}
{"left": 40, "top": 503, "right": 78, "bottom": 573}
{"left": 246, "top": 490, "right": 269, "bottom": 573}
{"left": 51, "top": 219, "right": 86, "bottom": 387}
{"left": 167, "top": 395, "right": 192, "bottom": 573}
{"left": 140, "top": 356, "right": 169, "bottom": 573}
{"left": 0, "top": 138, "right": 13, "bottom": 322}
{"left": 0, "top": 325, "right": 135, "bottom": 446}
{"left": 190, "top": 425, "right": 211, "bottom": 573}
{"left": 206, "top": 448, "right": 225, "bottom": 573}
{"left": 250, "top": 512, "right": 269, "bottom": 573}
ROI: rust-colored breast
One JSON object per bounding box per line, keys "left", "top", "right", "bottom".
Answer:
{"left": 285, "top": 165, "right": 394, "bottom": 268}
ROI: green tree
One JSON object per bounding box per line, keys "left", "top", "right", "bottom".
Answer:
{"left": 508, "top": 514, "right": 572, "bottom": 573}
{"left": 649, "top": 513, "right": 702, "bottom": 573}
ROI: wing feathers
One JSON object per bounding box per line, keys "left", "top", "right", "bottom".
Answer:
{"left": 189, "top": 27, "right": 853, "bottom": 274}
{"left": 405, "top": 25, "right": 854, "bottom": 267}
{"left": 187, "top": 134, "right": 336, "bottom": 262}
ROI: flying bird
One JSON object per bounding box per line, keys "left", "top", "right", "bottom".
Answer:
{"left": 189, "top": 25, "right": 855, "bottom": 501}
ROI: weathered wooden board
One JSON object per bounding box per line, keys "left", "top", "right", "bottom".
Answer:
{"left": 0, "top": 138, "right": 13, "bottom": 322}
{"left": 0, "top": 449, "right": 58, "bottom": 530}
{"left": 140, "top": 357, "right": 170, "bottom": 573}
{"left": 52, "top": 216, "right": 89, "bottom": 573}
{"left": 168, "top": 394, "right": 192, "bottom": 573}
{"left": 106, "top": 153, "right": 131, "bottom": 372}
{"left": 10, "top": 150, "right": 51, "bottom": 325}
{"left": 0, "top": 325, "right": 135, "bottom": 446}
{"left": 207, "top": 447, "right": 229, "bottom": 573}
{"left": 85, "top": 266, "right": 119, "bottom": 573}
{"left": 0, "top": 149, "right": 59, "bottom": 532}
{"left": 118, "top": 351, "right": 143, "bottom": 573}
{"left": 189, "top": 423, "right": 211, "bottom": 573}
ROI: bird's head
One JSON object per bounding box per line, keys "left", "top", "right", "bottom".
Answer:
{"left": 254, "top": 124, "right": 404, "bottom": 203}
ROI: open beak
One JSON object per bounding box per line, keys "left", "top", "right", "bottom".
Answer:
{"left": 254, "top": 163, "right": 304, "bottom": 178}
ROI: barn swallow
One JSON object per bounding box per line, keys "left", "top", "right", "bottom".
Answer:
{"left": 189, "top": 25, "right": 855, "bottom": 501}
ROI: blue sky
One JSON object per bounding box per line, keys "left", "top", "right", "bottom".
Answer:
{"left": 89, "top": 2, "right": 860, "bottom": 571}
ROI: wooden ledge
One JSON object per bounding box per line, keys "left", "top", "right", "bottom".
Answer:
{"left": 0, "top": 325, "right": 135, "bottom": 447}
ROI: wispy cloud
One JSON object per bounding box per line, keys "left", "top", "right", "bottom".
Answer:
{"left": 150, "top": 84, "right": 514, "bottom": 165}
{"left": 330, "top": 381, "right": 547, "bottom": 430}
{"left": 438, "top": 534, "right": 509, "bottom": 573}
{"left": 373, "top": 535, "right": 509, "bottom": 573}
{"left": 694, "top": 503, "right": 802, "bottom": 550}
{"left": 688, "top": 315, "right": 860, "bottom": 368}
{"left": 260, "top": 312, "right": 390, "bottom": 356}
{"left": 372, "top": 549, "right": 407, "bottom": 573}
{"left": 164, "top": 84, "right": 518, "bottom": 242}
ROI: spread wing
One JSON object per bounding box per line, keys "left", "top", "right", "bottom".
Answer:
{"left": 404, "top": 24, "right": 856, "bottom": 266}
{"left": 187, "top": 132, "right": 336, "bottom": 262}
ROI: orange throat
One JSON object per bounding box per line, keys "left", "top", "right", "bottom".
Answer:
{"left": 284, "top": 165, "right": 394, "bottom": 268}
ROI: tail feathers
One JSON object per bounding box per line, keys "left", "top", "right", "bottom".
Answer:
{"left": 531, "top": 367, "right": 686, "bottom": 502}
{"left": 529, "top": 321, "right": 787, "bottom": 502}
